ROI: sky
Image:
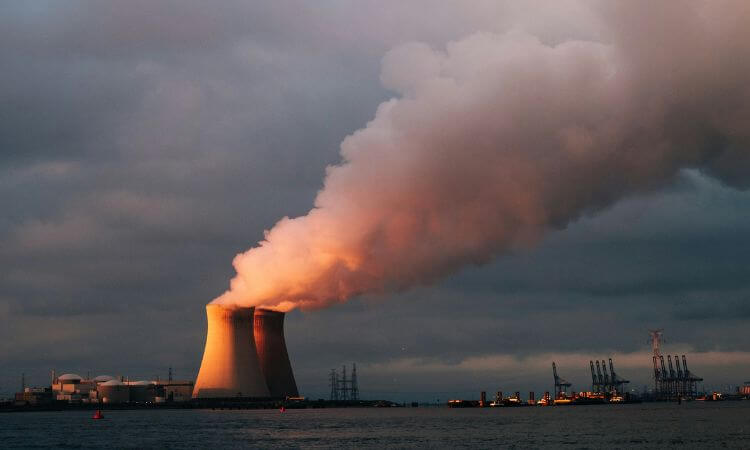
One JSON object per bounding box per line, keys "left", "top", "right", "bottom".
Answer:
{"left": 1, "top": 1, "right": 749, "bottom": 402}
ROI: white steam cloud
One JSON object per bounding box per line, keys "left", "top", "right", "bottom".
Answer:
{"left": 214, "top": 1, "right": 750, "bottom": 311}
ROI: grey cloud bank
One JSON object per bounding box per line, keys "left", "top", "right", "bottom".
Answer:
{"left": 1, "top": 1, "right": 749, "bottom": 399}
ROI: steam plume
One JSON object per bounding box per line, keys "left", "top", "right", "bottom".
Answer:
{"left": 214, "top": 1, "right": 750, "bottom": 311}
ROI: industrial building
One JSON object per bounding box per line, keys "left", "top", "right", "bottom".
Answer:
{"left": 192, "top": 304, "right": 270, "bottom": 398}
{"left": 41, "top": 373, "right": 194, "bottom": 404}
{"left": 254, "top": 308, "right": 299, "bottom": 398}
{"left": 52, "top": 373, "right": 97, "bottom": 403}
{"left": 193, "top": 304, "right": 299, "bottom": 399}
{"left": 14, "top": 387, "right": 53, "bottom": 406}
{"left": 18, "top": 303, "right": 300, "bottom": 405}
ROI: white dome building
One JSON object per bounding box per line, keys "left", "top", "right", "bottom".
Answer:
{"left": 93, "top": 375, "right": 115, "bottom": 383}
{"left": 54, "top": 373, "right": 85, "bottom": 395}
{"left": 57, "top": 373, "right": 83, "bottom": 383}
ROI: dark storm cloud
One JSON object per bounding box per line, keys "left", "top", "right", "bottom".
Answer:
{"left": 1, "top": 1, "right": 749, "bottom": 399}
{"left": 673, "top": 297, "right": 750, "bottom": 321}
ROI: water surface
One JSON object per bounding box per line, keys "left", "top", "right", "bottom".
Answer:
{"left": 1, "top": 402, "right": 748, "bottom": 448}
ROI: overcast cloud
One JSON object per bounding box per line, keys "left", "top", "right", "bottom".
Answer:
{"left": 1, "top": 1, "right": 749, "bottom": 401}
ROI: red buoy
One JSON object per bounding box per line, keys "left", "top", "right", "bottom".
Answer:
{"left": 93, "top": 410, "right": 103, "bottom": 420}
{"left": 280, "top": 406, "right": 286, "bottom": 413}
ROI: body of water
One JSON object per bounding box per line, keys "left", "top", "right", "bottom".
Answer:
{"left": 1, "top": 401, "right": 748, "bottom": 448}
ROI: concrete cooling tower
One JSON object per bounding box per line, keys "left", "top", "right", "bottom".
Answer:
{"left": 254, "top": 308, "right": 299, "bottom": 398}
{"left": 193, "top": 304, "right": 270, "bottom": 398}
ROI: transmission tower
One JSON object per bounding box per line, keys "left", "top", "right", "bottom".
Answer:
{"left": 351, "top": 363, "right": 359, "bottom": 401}
{"left": 329, "top": 369, "right": 339, "bottom": 400}
{"left": 649, "top": 329, "right": 664, "bottom": 358}
{"left": 649, "top": 329, "right": 664, "bottom": 397}
{"left": 329, "top": 363, "right": 360, "bottom": 401}
{"left": 340, "top": 365, "right": 349, "bottom": 400}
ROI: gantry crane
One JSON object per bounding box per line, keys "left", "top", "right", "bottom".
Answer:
{"left": 552, "top": 362, "right": 572, "bottom": 398}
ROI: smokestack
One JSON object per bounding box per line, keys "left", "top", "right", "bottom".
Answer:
{"left": 253, "top": 308, "right": 299, "bottom": 398}
{"left": 193, "top": 305, "right": 270, "bottom": 398}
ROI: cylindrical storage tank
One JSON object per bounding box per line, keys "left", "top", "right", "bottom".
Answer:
{"left": 98, "top": 380, "right": 129, "bottom": 403}
{"left": 193, "top": 304, "right": 271, "bottom": 398}
{"left": 254, "top": 308, "right": 299, "bottom": 398}
{"left": 128, "top": 381, "right": 151, "bottom": 402}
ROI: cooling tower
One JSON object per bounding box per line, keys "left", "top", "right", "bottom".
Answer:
{"left": 254, "top": 308, "right": 299, "bottom": 398}
{"left": 193, "top": 304, "right": 270, "bottom": 398}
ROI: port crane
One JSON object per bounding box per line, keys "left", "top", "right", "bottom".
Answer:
{"left": 649, "top": 330, "right": 702, "bottom": 399}
{"left": 601, "top": 360, "right": 612, "bottom": 390}
{"left": 595, "top": 360, "right": 605, "bottom": 390}
{"left": 552, "top": 362, "right": 572, "bottom": 398}
{"left": 608, "top": 358, "right": 629, "bottom": 394}
{"left": 590, "top": 358, "right": 630, "bottom": 394}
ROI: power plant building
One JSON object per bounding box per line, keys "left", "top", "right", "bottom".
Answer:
{"left": 35, "top": 303, "right": 301, "bottom": 404}
{"left": 98, "top": 379, "right": 129, "bottom": 403}
{"left": 254, "top": 308, "right": 299, "bottom": 398}
{"left": 46, "top": 373, "right": 194, "bottom": 404}
{"left": 193, "top": 304, "right": 300, "bottom": 399}
{"left": 192, "top": 305, "right": 270, "bottom": 398}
